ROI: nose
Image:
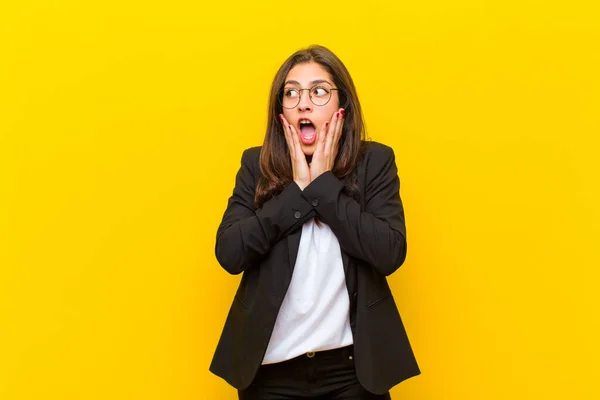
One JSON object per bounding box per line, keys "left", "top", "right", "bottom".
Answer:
{"left": 297, "top": 89, "right": 312, "bottom": 111}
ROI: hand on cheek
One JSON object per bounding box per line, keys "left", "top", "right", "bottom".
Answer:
{"left": 279, "top": 114, "right": 311, "bottom": 190}
{"left": 310, "top": 108, "right": 345, "bottom": 181}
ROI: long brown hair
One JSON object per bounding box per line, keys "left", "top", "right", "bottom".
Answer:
{"left": 255, "top": 45, "right": 366, "bottom": 209}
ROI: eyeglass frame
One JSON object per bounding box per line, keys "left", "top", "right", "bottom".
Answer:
{"left": 279, "top": 85, "right": 340, "bottom": 109}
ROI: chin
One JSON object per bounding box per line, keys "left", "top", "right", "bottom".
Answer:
{"left": 301, "top": 145, "right": 316, "bottom": 156}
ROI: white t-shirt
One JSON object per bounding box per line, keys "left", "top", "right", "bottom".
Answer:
{"left": 262, "top": 218, "right": 353, "bottom": 365}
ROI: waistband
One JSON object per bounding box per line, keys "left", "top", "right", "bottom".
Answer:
{"left": 265, "top": 345, "right": 354, "bottom": 367}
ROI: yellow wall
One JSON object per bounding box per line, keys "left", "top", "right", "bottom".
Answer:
{"left": 1, "top": 1, "right": 599, "bottom": 399}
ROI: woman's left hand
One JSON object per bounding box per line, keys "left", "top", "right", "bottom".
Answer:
{"left": 310, "top": 108, "right": 345, "bottom": 180}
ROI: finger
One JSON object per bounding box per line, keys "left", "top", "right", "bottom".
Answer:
{"left": 287, "top": 122, "right": 297, "bottom": 145}
{"left": 325, "top": 109, "right": 344, "bottom": 168}
{"left": 323, "top": 110, "right": 339, "bottom": 153}
{"left": 289, "top": 124, "right": 304, "bottom": 155}
{"left": 279, "top": 114, "right": 294, "bottom": 156}
{"left": 290, "top": 125, "right": 311, "bottom": 176}
{"left": 284, "top": 117, "right": 304, "bottom": 157}
{"left": 333, "top": 108, "right": 345, "bottom": 146}
{"left": 315, "top": 120, "right": 330, "bottom": 155}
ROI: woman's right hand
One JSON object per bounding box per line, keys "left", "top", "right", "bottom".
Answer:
{"left": 280, "top": 114, "right": 311, "bottom": 190}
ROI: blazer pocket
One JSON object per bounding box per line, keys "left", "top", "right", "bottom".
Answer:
{"left": 366, "top": 292, "right": 392, "bottom": 310}
{"left": 233, "top": 268, "right": 257, "bottom": 311}
{"left": 234, "top": 294, "right": 250, "bottom": 310}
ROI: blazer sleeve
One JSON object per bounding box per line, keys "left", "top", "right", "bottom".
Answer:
{"left": 215, "top": 148, "right": 316, "bottom": 275}
{"left": 300, "top": 144, "right": 407, "bottom": 276}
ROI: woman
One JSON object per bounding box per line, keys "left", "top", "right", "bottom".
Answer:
{"left": 210, "top": 45, "right": 420, "bottom": 399}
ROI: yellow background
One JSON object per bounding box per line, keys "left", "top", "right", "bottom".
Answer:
{"left": 1, "top": 0, "right": 599, "bottom": 399}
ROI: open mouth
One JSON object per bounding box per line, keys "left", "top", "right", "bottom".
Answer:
{"left": 298, "top": 119, "right": 316, "bottom": 145}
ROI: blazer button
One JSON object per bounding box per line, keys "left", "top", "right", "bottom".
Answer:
{"left": 294, "top": 211, "right": 302, "bottom": 219}
{"left": 311, "top": 199, "right": 319, "bottom": 207}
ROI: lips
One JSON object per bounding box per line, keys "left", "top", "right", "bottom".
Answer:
{"left": 298, "top": 118, "right": 316, "bottom": 145}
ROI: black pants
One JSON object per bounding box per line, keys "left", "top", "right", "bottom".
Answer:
{"left": 238, "top": 345, "right": 392, "bottom": 400}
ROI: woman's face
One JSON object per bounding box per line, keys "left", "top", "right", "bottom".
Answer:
{"left": 282, "top": 62, "right": 340, "bottom": 156}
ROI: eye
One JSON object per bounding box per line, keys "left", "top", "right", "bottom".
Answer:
{"left": 311, "top": 85, "right": 330, "bottom": 97}
{"left": 284, "top": 88, "right": 299, "bottom": 98}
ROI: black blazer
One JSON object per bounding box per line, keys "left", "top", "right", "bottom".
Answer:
{"left": 210, "top": 141, "right": 420, "bottom": 394}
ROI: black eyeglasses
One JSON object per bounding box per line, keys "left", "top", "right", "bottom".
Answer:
{"left": 280, "top": 84, "right": 339, "bottom": 109}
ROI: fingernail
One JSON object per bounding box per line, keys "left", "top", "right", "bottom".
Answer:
{"left": 279, "top": 114, "right": 283, "bottom": 121}
{"left": 340, "top": 109, "right": 345, "bottom": 116}
{"left": 335, "top": 112, "right": 339, "bottom": 118}
{"left": 325, "top": 122, "right": 329, "bottom": 127}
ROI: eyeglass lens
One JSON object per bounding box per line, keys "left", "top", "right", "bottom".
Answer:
{"left": 282, "top": 85, "right": 333, "bottom": 109}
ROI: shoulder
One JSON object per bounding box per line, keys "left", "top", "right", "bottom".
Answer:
{"left": 241, "top": 146, "right": 262, "bottom": 162}
{"left": 360, "top": 140, "right": 396, "bottom": 174}
{"left": 240, "top": 146, "right": 262, "bottom": 168}
{"left": 362, "top": 140, "right": 394, "bottom": 158}
{"left": 238, "top": 146, "right": 262, "bottom": 182}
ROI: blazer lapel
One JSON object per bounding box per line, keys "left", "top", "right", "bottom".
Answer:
{"left": 342, "top": 251, "right": 350, "bottom": 274}
{"left": 287, "top": 229, "right": 302, "bottom": 274}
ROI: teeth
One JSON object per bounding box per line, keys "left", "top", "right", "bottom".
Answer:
{"left": 300, "top": 120, "right": 311, "bottom": 125}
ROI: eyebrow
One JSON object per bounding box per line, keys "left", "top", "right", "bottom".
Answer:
{"left": 284, "top": 79, "right": 333, "bottom": 86}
